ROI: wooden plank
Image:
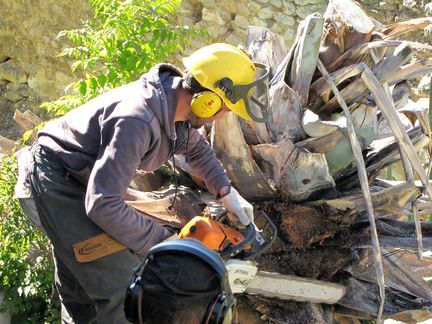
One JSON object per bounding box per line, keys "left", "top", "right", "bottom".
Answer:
{"left": 0, "top": 135, "right": 17, "bottom": 154}
{"left": 22, "top": 110, "right": 42, "bottom": 126}
{"left": 13, "top": 109, "right": 38, "bottom": 131}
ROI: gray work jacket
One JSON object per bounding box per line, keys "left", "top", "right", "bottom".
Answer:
{"left": 18, "top": 64, "right": 230, "bottom": 255}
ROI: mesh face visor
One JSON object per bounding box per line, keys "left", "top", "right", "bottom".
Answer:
{"left": 216, "top": 62, "right": 270, "bottom": 123}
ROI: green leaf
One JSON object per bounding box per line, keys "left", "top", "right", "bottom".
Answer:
{"left": 78, "top": 80, "right": 87, "bottom": 96}
{"left": 22, "top": 130, "right": 33, "bottom": 143}
{"left": 71, "top": 60, "right": 83, "bottom": 72}
{"left": 97, "top": 74, "right": 107, "bottom": 88}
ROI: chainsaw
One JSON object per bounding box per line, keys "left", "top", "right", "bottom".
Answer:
{"left": 178, "top": 211, "right": 346, "bottom": 304}
{"left": 72, "top": 210, "right": 346, "bottom": 304}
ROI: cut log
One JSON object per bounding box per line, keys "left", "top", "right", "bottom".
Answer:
{"left": 324, "top": 40, "right": 432, "bottom": 75}
{"left": 301, "top": 109, "right": 345, "bottom": 138}
{"left": 315, "top": 182, "right": 420, "bottom": 216}
{"left": 267, "top": 81, "right": 306, "bottom": 143}
{"left": 212, "top": 112, "right": 277, "bottom": 201}
{"left": 319, "top": 0, "right": 376, "bottom": 70}
{"left": 244, "top": 26, "right": 288, "bottom": 82}
{"left": 316, "top": 43, "right": 413, "bottom": 114}
{"left": 337, "top": 127, "right": 429, "bottom": 188}
{"left": 251, "top": 140, "right": 335, "bottom": 202}
{"left": 309, "top": 64, "right": 364, "bottom": 106}
{"left": 346, "top": 249, "right": 432, "bottom": 301}
{"left": 336, "top": 277, "right": 431, "bottom": 318}
{"left": 386, "top": 58, "right": 432, "bottom": 86}
{"left": 378, "top": 17, "right": 432, "bottom": 40}
{"left": 125, "top": 187, "right": 208, "bottom": 228}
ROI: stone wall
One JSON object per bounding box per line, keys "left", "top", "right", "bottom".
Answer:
{"left": 175, "top": 0, "right": 327, "bottom": 52}
{"left": 0, "top": 0, "right": 430, "bottom": 140}
{"left": 0, "top": 0, "right": 91, "bottom": 139}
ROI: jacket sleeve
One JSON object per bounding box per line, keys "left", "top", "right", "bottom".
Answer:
{"left": 85, "top": 117, "right": 169, "bottom": 256}
{"left": 177, "top": 127, "right": 230, "bottom": 195}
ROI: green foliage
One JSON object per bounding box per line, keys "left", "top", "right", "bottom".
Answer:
{"left": 0, "top": 155, "right": 59, "bottom": 323}
{"left": 42, "top": 0, "right": 207, "bottom": 116}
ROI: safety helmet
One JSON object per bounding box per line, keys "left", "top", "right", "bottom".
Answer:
{"left": 183, "top": 43, "right": 270, "bottom": 122}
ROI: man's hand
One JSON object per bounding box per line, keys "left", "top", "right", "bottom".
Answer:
{"left": 218, "top": 186, "right": 254, "bottom": 227}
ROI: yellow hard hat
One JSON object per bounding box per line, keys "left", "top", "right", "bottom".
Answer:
{"left": 183, "top": 43, "right": 269, "bottom": 122}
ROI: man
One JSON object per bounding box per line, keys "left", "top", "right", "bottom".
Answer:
{"left": 124, "top": 238, "right": 236, "bottom": 324}
{"left": 15, "top": 43, "right": 269, "bottom": 323}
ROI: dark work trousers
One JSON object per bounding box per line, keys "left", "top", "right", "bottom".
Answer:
{"left": 29, "top": 144, "right": 141, "bottom": 324}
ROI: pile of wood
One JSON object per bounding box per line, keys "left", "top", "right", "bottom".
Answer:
{"left": 175, "top": 1, "right": 432, "bottom": 322}
{"left": 4, "top": 0, "right": 432, "bottom": 322}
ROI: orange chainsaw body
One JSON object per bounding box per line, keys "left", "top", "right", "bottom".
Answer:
{"left": 179, "top": 216, "right": 246, "bottom": 252}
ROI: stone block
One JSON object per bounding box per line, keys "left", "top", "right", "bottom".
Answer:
{"left": 271, "top": 0, "right": 283, "bottom": 8}
{"left": 294, "top": 0, "right": 324, "bottom": 4}
{"left": 247, "top": 1, "right": 262, "bottom": 12}
{"left": 207, "top": 25, "right": 229, "bottom": 37}
{"left": 283, "top": 28, "right": 296, "bottom": 42}
{"left": 234, "top": 15, "right": 250, "bottom": 29}
{"left": 6, "top": 83, "right": 30, "bottom": 96}
{"left": 270, "top": 22, "right": 285, "bottom": 34}
{"left": 4, "top": 83, "right": 30, "bottom": 102}
{"left": 225, "top": 33, "right": 244, "bottom": 46}
{"left": 222, "top": 1, "right": 238, "bottom": 14}
{"left": 55, "top": 70, "right": 74, "bottom": 89}
{"left": 274, "top": 13, "right": 296, "bottom": 26}
{"left": 283, "top": 2, "right": 297, "bottom": 16}
{"left": 252, "top": 17, "right": 268, "bottom": 28}
{"left": 258, "top": 8, "right": 274, "bottom": 19}
{"left": 236, "top": 2, "right": 249, "bottom": 13}
{"left": 177, "top": 16, "right": 196, "bottom": 26}
{"left": 0, "top": 60, "right": 28, "bottom": 84}
{"left": 201, "top": 0, "right": 216, "bottom": 8}
{"left": 295, "top": 3, "right": 326, "bottom": 18}
{"left": 202, "top": 7, "right": 225, "bottom": 25}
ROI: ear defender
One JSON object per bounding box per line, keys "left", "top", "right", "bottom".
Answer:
{"left": 191, "top": 91, "right": 223, "bottom": 118}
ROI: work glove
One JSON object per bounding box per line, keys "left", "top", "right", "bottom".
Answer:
{"left": 219, "top": 187, "right": 254, "bottom": 227}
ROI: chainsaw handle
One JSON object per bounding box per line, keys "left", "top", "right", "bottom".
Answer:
{"left": 219, "top": 223, "right": 255, "bottom": 260}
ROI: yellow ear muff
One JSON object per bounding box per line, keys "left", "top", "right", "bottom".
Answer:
{"left": 191, "top": 91, "right": 223, "bottom": 118}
